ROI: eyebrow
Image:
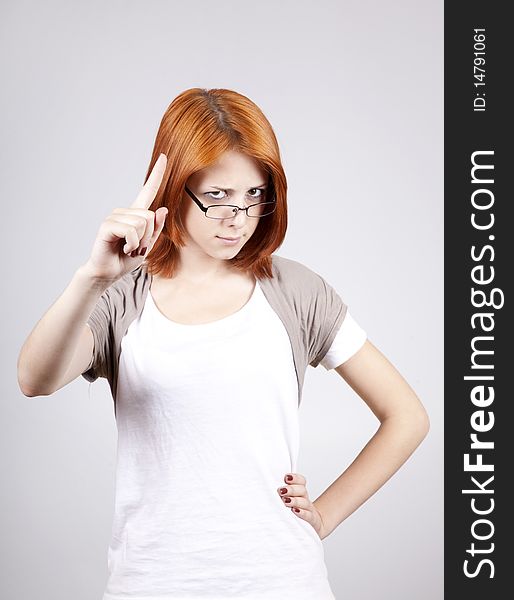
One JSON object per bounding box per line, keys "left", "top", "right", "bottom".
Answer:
{"left": 207, "top": 184, "right": 268, "bottom": 192}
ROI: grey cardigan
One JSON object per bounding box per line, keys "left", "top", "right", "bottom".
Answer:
{"left": 82, "top": 254, "right": 347, "bottom": 411}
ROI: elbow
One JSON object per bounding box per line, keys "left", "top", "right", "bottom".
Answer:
{"left": 19, "top": 387, "right": 38, "bottom": 397}
{"left": 383, "top": 404, "right": 430, "bottom": 444}
{"left": 16, "top": 348, "right": 52, "bottom": 398}
{"left": 416, "top": 408, "right": 431, "bottom": 441}
{"left": 407, "top": 405, "right": 430, "bottom": 444}
{"left": 404, "top": 391, "right": 431, "bottom": 442}
{"left": 17, "top": 376, "right": 51, "bottom": 397}
{"left": 18, "top": 379, "right": 36, "bottom": 397}
{"left": 17, "top": 362, "right": 52, "bottom": 398}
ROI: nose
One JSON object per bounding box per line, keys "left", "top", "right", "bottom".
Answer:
{"left": 226, "top": 204, "right": 250, "bottom": 228}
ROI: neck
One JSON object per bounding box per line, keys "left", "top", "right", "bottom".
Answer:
{"left": 171, "top": 248, "right": 240, "bottom": 285}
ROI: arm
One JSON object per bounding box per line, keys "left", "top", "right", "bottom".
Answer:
{"left": 17, "top": 265, "right": 112, "bottom": 397}
{"left": 17, "top": 153, "right": 169, "bottom": 398}
{"left": 312, "top": 339, "right": 430, "bottom": 540}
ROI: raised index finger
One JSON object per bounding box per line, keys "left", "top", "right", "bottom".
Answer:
{"left": 131, "top": 153, "right": 168, "bottom": 210}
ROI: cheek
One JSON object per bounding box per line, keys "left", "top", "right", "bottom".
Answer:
{"left": 247, "top": 217, "right": 263, "bottom": 239}
{"left": 250, "top": 219, "right": 261, "bottom": 234}
{"left": 183, "top": 204, "right": 211, "bottom": 236}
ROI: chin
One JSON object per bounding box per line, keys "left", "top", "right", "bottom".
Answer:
{"left": 216, "top": 248, "right": 242, "bottom": 258}
{"left": 205, "top": 245, "right": 241, "bottom": 259}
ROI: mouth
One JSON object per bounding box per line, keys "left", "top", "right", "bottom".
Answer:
{"left": 216, "top": 236, "right": 242, "bottom": 241}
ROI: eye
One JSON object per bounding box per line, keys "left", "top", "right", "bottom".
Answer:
{"left": 204, "top": 188, "right": 266, "bottom": 202}
{"left": 248, "top": 188, "right": 265, "bottom": 199}
{"left": 204, "top": 190, "right": 227, "bottom": 201}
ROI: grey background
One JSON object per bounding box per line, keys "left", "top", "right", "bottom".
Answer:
{"left": 1, "top": 1, "right": 443, "bottom": 599}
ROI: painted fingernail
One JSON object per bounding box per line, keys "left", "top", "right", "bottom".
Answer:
{"left": 284, "top": 497, "right": 291, "bottom": 503}
{"left": 294, "top": 508, "right": 300, "bottom": 513}
{"left": 130, "top": 249, "right": 138, "bottom": 257}
{"left": 140, "top": 247, "right": 147, "bottom": 256}
{"left": 280, "top": 488, "right": 287, "bottom": 495}
{"left": 286, "top": 475, "right": 293, "bottom": 481}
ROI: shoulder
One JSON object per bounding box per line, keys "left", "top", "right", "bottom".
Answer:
{"left": 269, "top": 253, "right": 335, "bottom": 292}
{"left": 267, "top": 254, "right": 348, "bottom": 368}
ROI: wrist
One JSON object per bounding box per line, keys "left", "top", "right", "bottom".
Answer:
{"left": 313, "top": 500, "right": 332, "bottom": 541}
{"left": 74, "top": 263, "right": 116, "bottom": 294}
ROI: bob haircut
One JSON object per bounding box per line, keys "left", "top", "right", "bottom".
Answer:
{"left": 142, "top": 88, "right": 288, "bottom": 280}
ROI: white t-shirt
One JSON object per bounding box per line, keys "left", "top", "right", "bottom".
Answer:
{"left": 103, "top": 278, "right": 366, "bottom": 600}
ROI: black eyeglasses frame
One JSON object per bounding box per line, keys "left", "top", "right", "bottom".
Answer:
{"left": 184, "top": 185, "right": 276, "bottom": 219}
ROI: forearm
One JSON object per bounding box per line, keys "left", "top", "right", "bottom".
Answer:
{"left": 17, "top": 265, "right": 111, "bottom": 395}
{"left": 313, "top": 410, "right": 429, "bottom": 540}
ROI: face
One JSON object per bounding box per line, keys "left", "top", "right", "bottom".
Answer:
{"left": 182, "top": 150, "right": 269, "bottom": 266}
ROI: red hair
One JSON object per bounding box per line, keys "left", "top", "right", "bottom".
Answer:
{"left": 142, "top": 88, "right": 288, "bottom": 280}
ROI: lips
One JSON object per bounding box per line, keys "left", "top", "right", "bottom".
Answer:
{"left": 217, "top": 236, "right": 241, "bottom": 241}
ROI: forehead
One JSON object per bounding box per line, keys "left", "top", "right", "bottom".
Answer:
{"left": 189, "top": 150, "right": 267, "bottom": 187}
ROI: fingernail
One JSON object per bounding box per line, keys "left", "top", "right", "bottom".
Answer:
{"left": 294, "top": 508, "right": 300, "bottom": 513}
{"left": 140, "top": 247, "right": 147, "bottom": 256}
{"left": 130, "top": 250, "right": 138, "bottom": 257}
{"left": 286, "top": 475, "right": 293, "bottom": 481}
{"left": 280, "top": 488, "right": 287, "bottom": 495}
{"left": 284, "top": 497, "right": 291, "bottom": 503}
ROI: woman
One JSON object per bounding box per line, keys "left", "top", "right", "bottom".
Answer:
{"left": 17, "top": 88, "right": 430, "bottom": 599}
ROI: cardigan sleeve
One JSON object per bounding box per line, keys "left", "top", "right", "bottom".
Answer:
{"left": 82, "top": 288, "right": 113, "bottom": 383}
{"left": 80, "top": 265, "right": 150, "bottom": 406}
{"left": 306, "top": 270, "right": 348, "bottom": 368}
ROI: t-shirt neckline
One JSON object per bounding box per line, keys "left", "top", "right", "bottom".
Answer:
{"left": 145, "top": 277, "right": 260, "bottom": 329}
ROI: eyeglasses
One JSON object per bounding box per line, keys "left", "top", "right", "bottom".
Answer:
{"left": 184, "top": 185, "right": 276, "bottom": 219}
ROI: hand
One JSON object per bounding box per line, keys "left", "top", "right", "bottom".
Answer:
{"left": 277, "top": 473, "right": 328, "bottom": 540}
{"left": 81, "top": 153, "right": 169, "bottom": 284}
